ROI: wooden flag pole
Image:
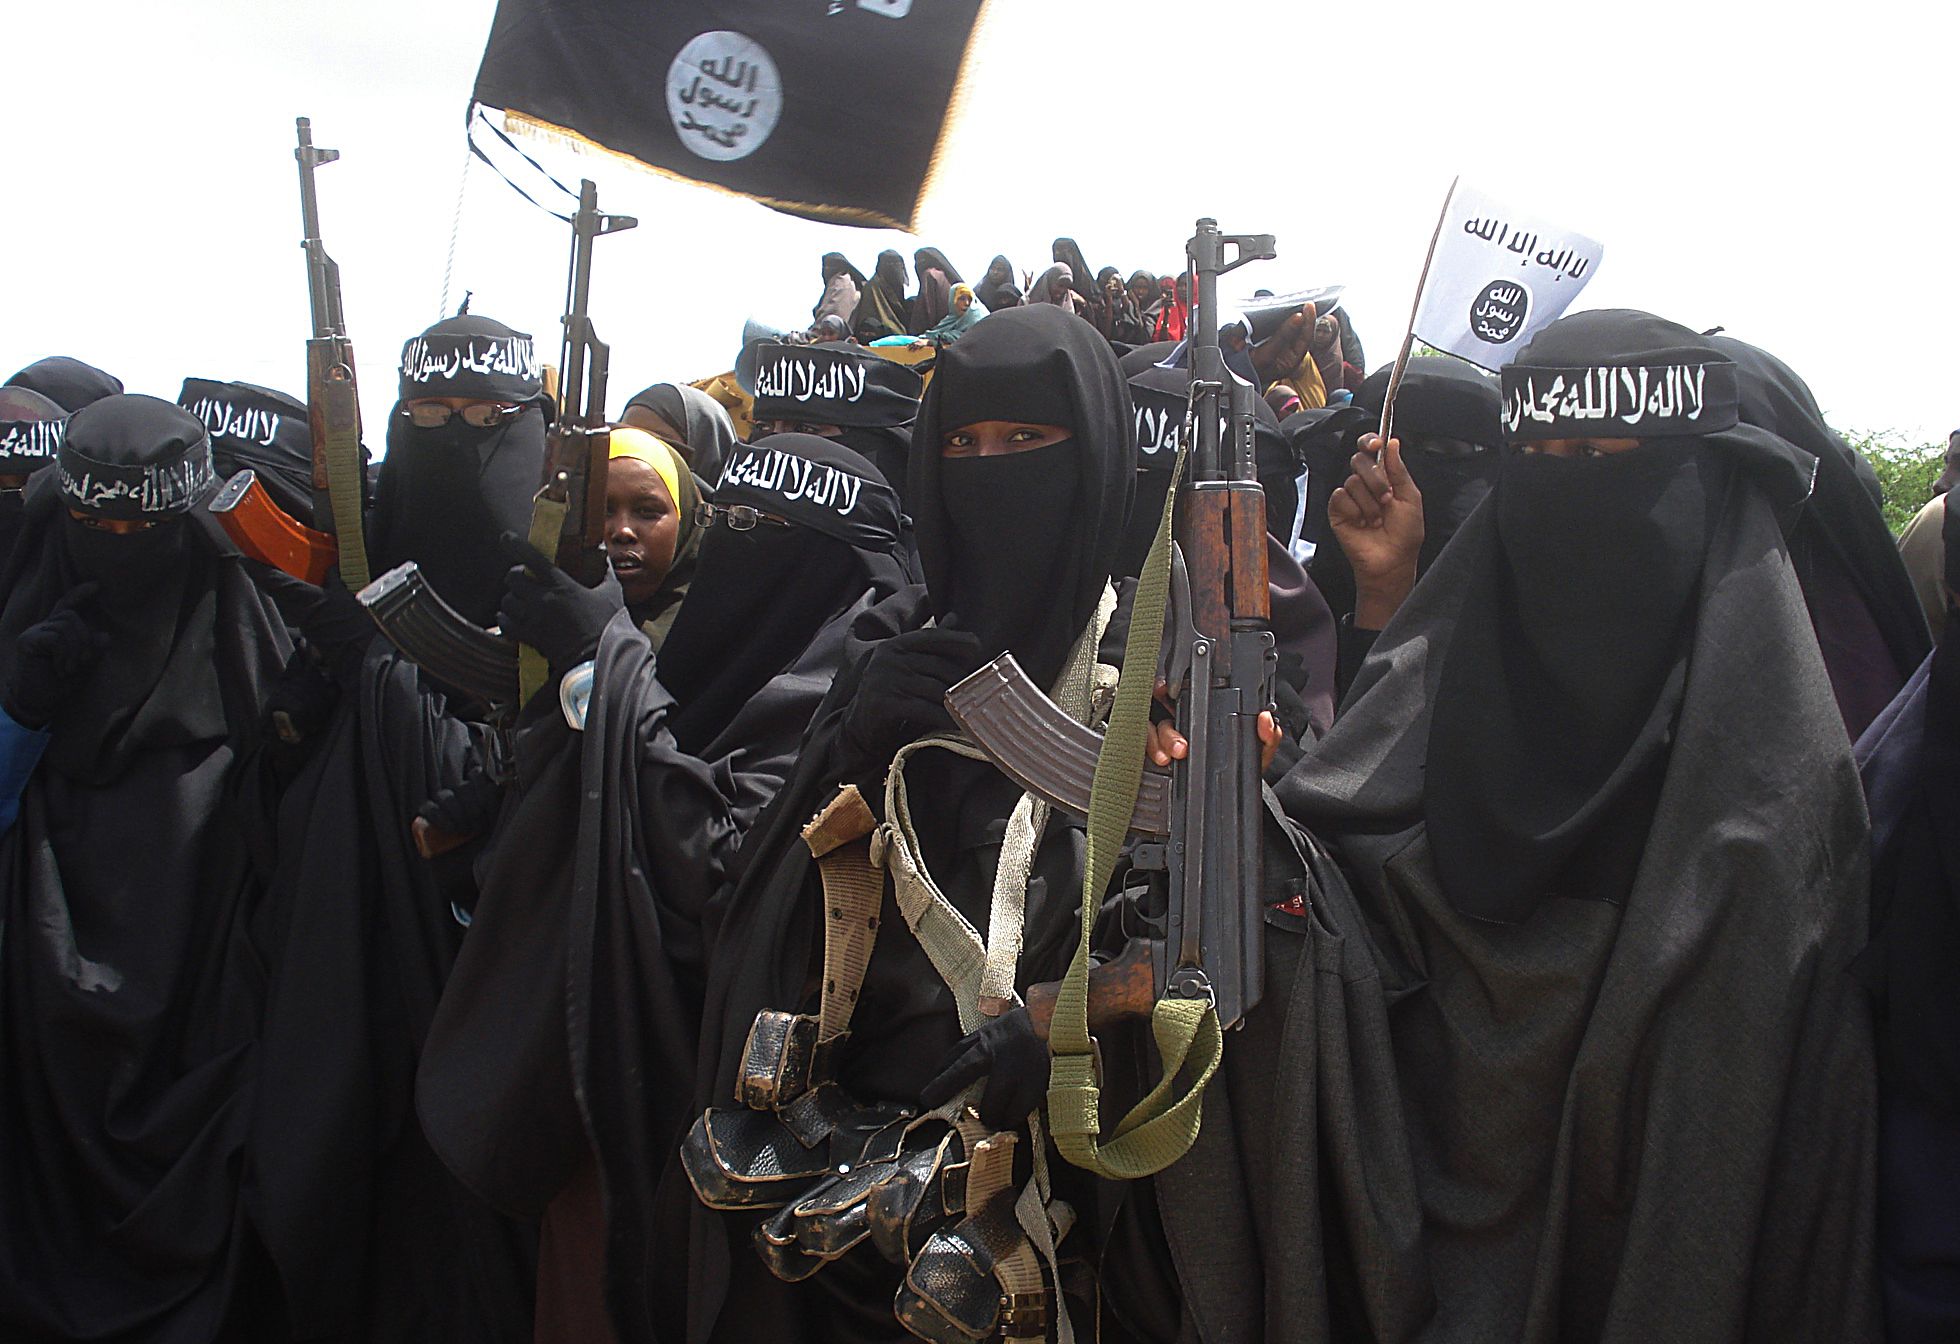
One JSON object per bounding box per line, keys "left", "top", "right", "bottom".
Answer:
{"left": 1377, "top": 176, "right": 1459, "bottom": 445}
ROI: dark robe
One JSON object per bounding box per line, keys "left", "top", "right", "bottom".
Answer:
{"left": 0, "top": 474, "right": 294, "bottom": 1341}
{"left": 670, "top": 305, "right": 1138, "bottom": 1344}
{"left": 1712, "top": 335, "right": 1930, "bottom": 738}
{"left": 1266, "top": 451, "right": 1881, "bottom": 1342}
{"left": 250, "top": 357, "right": 549, "bottom": 1341}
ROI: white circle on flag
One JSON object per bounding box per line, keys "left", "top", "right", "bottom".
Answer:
{"left": 667, "top": 31, "right": 782, "bottom": 163}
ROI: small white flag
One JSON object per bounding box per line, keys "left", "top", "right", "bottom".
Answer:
{"left": 1410, "top": 181, "right": 1603, "bottom": 371}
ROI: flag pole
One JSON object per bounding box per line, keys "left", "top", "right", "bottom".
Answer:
{"left": 1377, "top": 175, "right": 1458, "bottom": 444}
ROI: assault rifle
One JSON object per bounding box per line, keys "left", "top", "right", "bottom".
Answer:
{"left": 207, "top": 118, "right": 369, "bottom": 584}
{"left": 949, "top": 217, "right": 1277, "bottom": 1049}
{"left": 360, "top": 179, "right": 636, "bottom": 706}
{"left": 295, "top": 116, "right": 369, "bottom": 588}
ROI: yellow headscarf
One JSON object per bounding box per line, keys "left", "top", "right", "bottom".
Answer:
{"left": 608, "top": 426, "right": 684, "bottom": 505}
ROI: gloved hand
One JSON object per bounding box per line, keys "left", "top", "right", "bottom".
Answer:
{"left": 4, "top": 583, "right": 107, "bottom": 728}
{"left": 918, "top": 1006, "right": 1050, "bottom": 1130}
{"left": 265, "top": 647, "right": 341, "bottom": 746}
{"left": 836, "top": 626, "right": 984, "bottom": 777}
{"left": 416, "top": 766, "right": 505, "bottom": 839}
{"left": 496, "top": 533, "right": 624, "bottom": 674}
{"left": 303, "top": 572, "right": 381, "bottom": 685}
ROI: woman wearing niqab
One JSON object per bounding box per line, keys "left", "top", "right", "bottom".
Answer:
{"left": 851, "top": 249, "right": 912, "bottom": 343}
{"left": 672, "top": 305, "right": 1139, "bottom": 1344}
{"left": 416, "top": 432, "right": 909, "bottom": 1343}
{"left": 814, "top": 253, "right": 866, "bottom": 326}
{"left": 250, "top": 312, "right": 550, "bottom": 1343}
{"left": 1261, "top": 311, "right": 1880, "bottom": 1342}
{"left": 0, "top": 395, "right": 294, "bottom": 1340}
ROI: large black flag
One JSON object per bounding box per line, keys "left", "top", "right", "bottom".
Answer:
{"left": 471, "top": 0, "right": 988, "bottom": 231}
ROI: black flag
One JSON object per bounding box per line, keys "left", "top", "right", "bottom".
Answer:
{"left": 470, "top": 0, "right": 987, "bottom": 231}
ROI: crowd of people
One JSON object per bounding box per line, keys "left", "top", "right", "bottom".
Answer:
{"left": 0, "top": 229, "right": 1952, "bottom": 1344}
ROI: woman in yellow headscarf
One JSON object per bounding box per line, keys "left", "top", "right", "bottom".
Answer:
{"left": 604, "top": 427, "right": 701, "bottom": 646}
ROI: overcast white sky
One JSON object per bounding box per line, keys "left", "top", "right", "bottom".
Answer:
{"left": 4, "top": 1, "right": 1955, "bottom": 446}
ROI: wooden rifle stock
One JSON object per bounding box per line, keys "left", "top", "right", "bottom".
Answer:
{"left": 1026, "top": 941, "right": 1155, "bottom": 1042}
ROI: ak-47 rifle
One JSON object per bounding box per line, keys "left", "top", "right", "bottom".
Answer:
{"left": 359, "top": 178, "right": 636, "bottom": 707}
{"left": 295, "top": 116, "right": 369, "bottom": 589}
{"left": 516, "top": 179, "right": 637, "bottom": 704}
{"left": 947, "top": 218, "right": 1276, "bottom": 1178}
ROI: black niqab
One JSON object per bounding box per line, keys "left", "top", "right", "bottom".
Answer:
{"left": 820, "top": 252, "right": 867, "bottom": 286}
{"left": 913, "top": 246, "right": 963, "bottom": 285}
{"left": 913, "top": 303, "right": 1133, "bottom": 688}
{"left": 1424, "top": 442, "right": 1711, "bottom": 922}
{"left": 1423, "top": 311, "right": 1815, "bottom": 922}
{"left": 5, "top": 355, "right": 122, "bottom": 413}
{"left": 657, "top": 434, "right": 904, "bottom": 752}
{"left": 851, "top": 249, "right": 912, "bottom": 341}
{"left": 1356, "top": 358, "right": 1508, "bottom": 574}
{"left": 369, "top": 404, "right": 549, "bottom": 627}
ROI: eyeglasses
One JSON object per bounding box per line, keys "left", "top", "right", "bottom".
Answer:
{"left": 405, "top": 401, "right": 526, "bottom": 429}
{"left": 694, "top": 501, "right": 792, "bottom": 532}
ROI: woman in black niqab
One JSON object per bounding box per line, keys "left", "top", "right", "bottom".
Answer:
{"left": 416, "top": 433, "right": 908, "bottom": 1343}
{"left": 0, "top": 394, "right": 294, "bottom": 1340}
{"left": 912, "top": 302, "right": 1133, "bottom": 686}
{"left": 369, "top": 403, "right": 550, "bottom": 627}
{"left": 1274, "top": 309, "right": 1879, "bottom": 1342}
{"left": 0, "top": 386, "right": 64, "bottom": 561}
{"left": 672, "top": 304, "right": 1136, "bottom": 1344}
{"left": 851, "top": 249, "right": 912, "bottom": 342}
{"left": 248, "top": 314, "right": 547, "bottom": 1342}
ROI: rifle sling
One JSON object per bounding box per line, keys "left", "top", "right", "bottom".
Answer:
{"left": 518, "top": 493, "right": 567, "bottom": 706}
{"left": 1046, "top": 444, "right": 1223, "bottom": 1182}
{"left": 321, "top": 391, "right": 370, "bottom": 589}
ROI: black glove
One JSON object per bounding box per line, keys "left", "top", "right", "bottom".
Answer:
{"left": 496, "top": 533, "right": 624, "bottom": 674}
{"left": 5, "top": 583, "right": 106, "bottom": 728}
{"left": 918, "top": 1006, "right": 1050, "bottom": 1130}
{"left": 302, "top": 573, "right": 381, "bottom": 685}
{"left": 264, "top": 648, "right": 342, "bottom": 746}
{"left": 836, "top": 626, "right": 984, "bottom": 777}
{"left": 416, "top": 766, "right": 505, "bottom": 841}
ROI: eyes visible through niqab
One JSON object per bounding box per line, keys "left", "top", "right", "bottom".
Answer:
{"left": 939, "top": 421, "right": 1071, "bottom": 458}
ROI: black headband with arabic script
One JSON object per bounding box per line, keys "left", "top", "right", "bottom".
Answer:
{"left": 56, "top": 394, "right": 217, "bottom": 519}
{"left": 712, "top": 435, "right": 901, "bottom": 552}
{"left": 1499, "top": 309, "right": 1741, "bottom": 443}
{"left": 747, "top": 341, "right": 922, "bottom": 429}
{"left": 0, "top": 387, "right": 67, "bottom": 475}
{"left": 397, "top": 314, "right": 545, "bottom": 403}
